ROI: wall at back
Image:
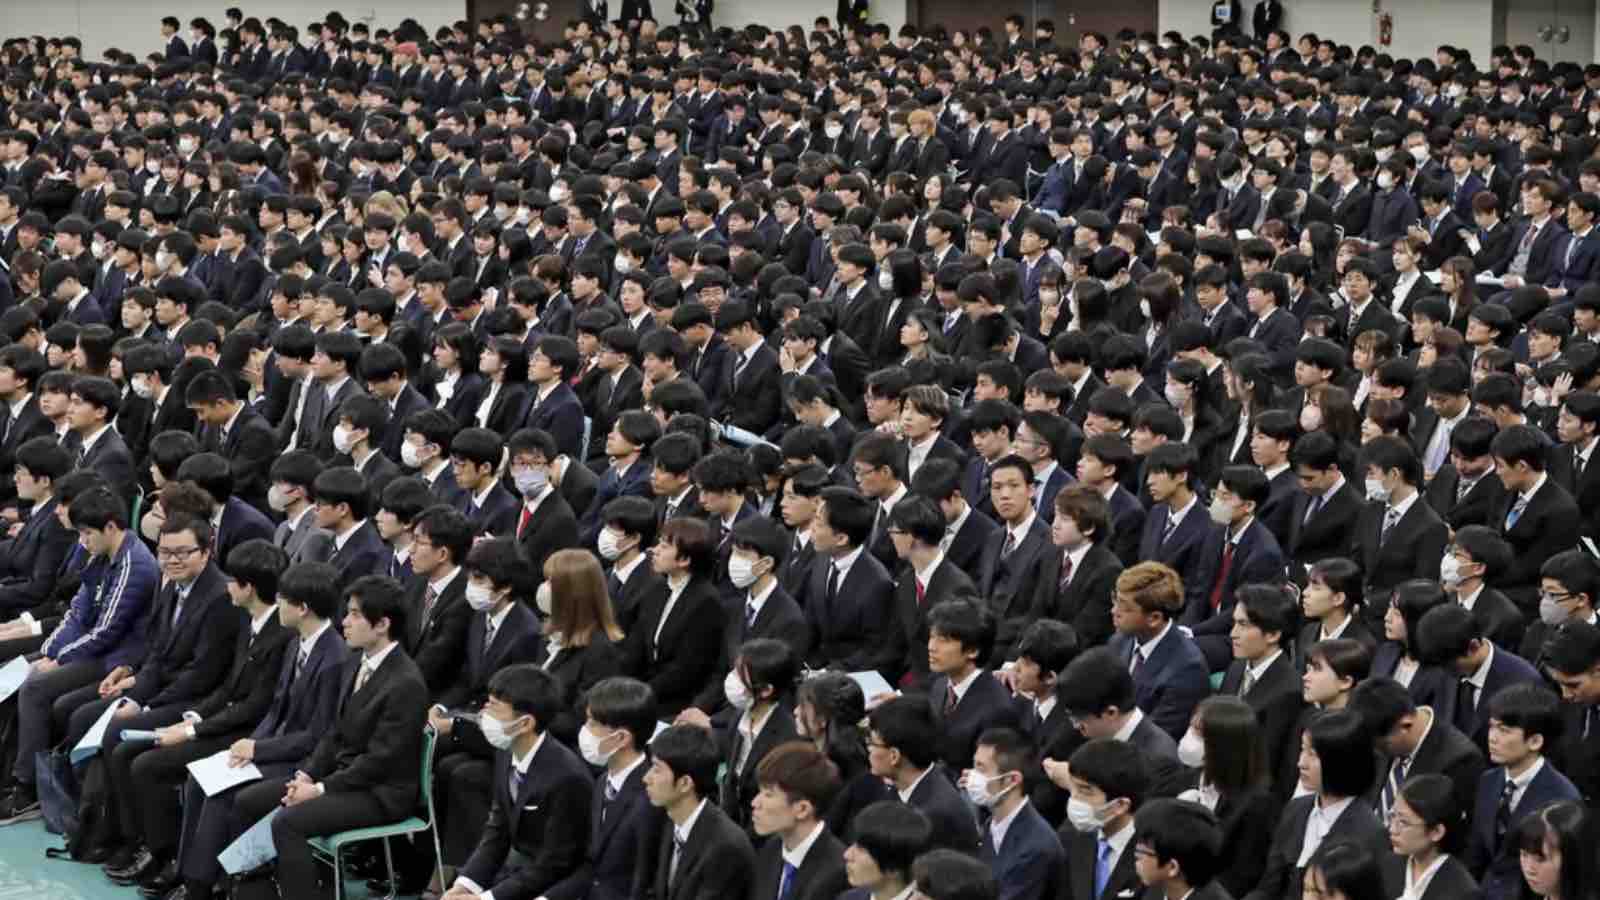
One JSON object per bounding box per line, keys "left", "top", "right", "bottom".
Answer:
{"left": 1156, "top": 0, "right": 1496, "bottom": 65}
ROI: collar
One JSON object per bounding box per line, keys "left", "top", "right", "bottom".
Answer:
{"left": 746, "top": 579, "right": 778, "bottom": 615}
{"left": 780, "top": 821, "right": 827, "bottom": 870}
{"left": 608, "top": 753, "right": 647, "bottom": 793}
{"left": 897, "top": 766, "right": 934, "bottom": 803}
{"left": 362, "top": 638, "right": 399, "bottom": 672}
{"left": 1311, "top": 794, "right": 1356, "bottom": 824}
{"left": 949, "top": 667, "right": 983, "bottom": 703}
{"left": 1246, "top": 649, "right": 1283, "bottom": 683}
{"left": 300, "top": 619, "right": 332, "bottom": 655}
{"left": 333, "top": 519, "right": 367, "bottom": 551}
{"left": 1168, "top": 494, "right": 1198, "bottom": 525}
{"left": 1112, "top": 707, "right": 1146, "bottom": 742}
{"left": 880, "top": 482, "right": 908, "bottom": 515}
{"left": 1137, "top": 620, "right": 1173, "bottom": 660}
{"left": 1521, "top": 472, "right": 1548, "bottom": 503}
{"left": 914, "top": 551, "right": 945, "bottom": 587}
{"left": 1466, "top": 643, "right": 1495, "bottom": 691}
{"left": 1386, "top": 490, "right": 1420, "bottom": 521}
{"left": 80, "top": 423, "right": 112, "bottom": 453}
{"left": 833, "top": 543, "right": 865, "bottom": 576}
{"left": 511, "top": 731, "right": 549, "bottom": 776}
{"left": 1062, "top": 540, "right": 1093, "bottom": 574}
{"left": 614, "top": 553, "right": 647, "bottom": 583}
{"left": 1099, "top": 819, "right": 1134, "bottom": 857}
{"left": 486, "top": 601, "right": 514, "bottom": 633}
{"left": 249, "top": 606, "right": 275, "bottom": 636}
{"left": 1006, "top": 510, "right": 1038, "bottom": 547}
{"left": 1508, "top": 755, "right": 1546, "bottom": 793}
{"left": 6, "top": 391, "right": 31, "bottom": 418}
{"left": 429, "top": 566, "right": 461, "bottom": 597}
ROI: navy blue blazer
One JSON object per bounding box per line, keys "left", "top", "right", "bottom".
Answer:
{"left": 1137, "top": 502, "right": 1216, "bottom": 589}
{"left": 1107, "top": 627, "right": 1212, "bottom": 740}
{"left": 544, "top": 759, "right": 662, "bottom": 900}
{"left": 464, "top": 482, "right": 522, "bottom": 538}
{"left": 805, "top": 548, "right": 896, "bottom": 671}
{"left": 251, "top": 622, "right": 348, "bottom": 764}
{"left": 327, "top": 520, "right": 389, "bottom": 593}
{"left": 577, "top": 459, "right": 652, "bottom": 546}
{"left": 1465, "top": 762, "right": 1580, "bottom": 900}
{"left": 439, "top": 602, "right": 544, "bottom": 711}
{"left": 928, "top": 670, "right": 1022, "bottom": 772}
{"left": 1497, "top": 219, "right": 1569, "bottom": 286}
{"left": 1032, "top": 466, "right": 1074, "bottom": 525}
{"left": 1186, "top": 519, "right": 1287, "bottom": 671}
{"left": 979, "top": 516, "right": 1052, "bottom": 636}
{"left": 525, "top": 381, "right": 586, "bottom": 460}
{"left": 0, "top": 497, "right": 75, "bottom": 615}
{"left": 1439, "top": 646, "right": 1543, "bottom": 748}
{"left": 217, "top": 496, "right": 275, "bottom": 563}
{"left": 977, "top": 800, "right": 1064, "bottom": 900}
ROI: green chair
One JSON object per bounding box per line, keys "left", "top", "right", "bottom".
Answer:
{"left": 307, "top": 726, "right": 444, "bottom": 900}
{"left": 129, "top": 487, "right": 145, "bottom": 532}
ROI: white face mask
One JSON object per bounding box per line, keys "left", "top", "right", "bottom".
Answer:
{"left": 1164, "top": 385, "right": 1186, "bottom": 409}
{"left": 578, "top": 723, "right": 618, "bottom": 766}
{"left": 963, "top": 772, "right": 1012, "bottom": 808}
{"left": 179, "top": 138, "right": 198, "bottom": 154}
{"left": 1375, "top": 148, "right": 1393, "bottom": 163}
{"left": 1377, "top": 172, "right": 1396, "bottom": 190}
{"left": 1139, "top": 299, "right": 1152, "bottom": 320}
{"left": 1066, "top": 797, "right": 1110, "bottom": 832}
{"left": 1177, "top": 730, "right": 1205, "bottom": 768}
{"left": 549, "top": 185, "right": 569, "bottom": 203}
{"left": 1207, "top": 497, "right": 1235, "bottom": 526}
{"left": 90, "top": 241, "right": 108, "bottom": 260}
{"left": 480, "top": 712, "right": 526, "bottom": 750}
{"left": 1540, "top": 594, "right": 1573, "bottom": 626}
{"left": 614, "top": 253, "right": 632, "bottom": 274}
{"left": 1409, "top": 145, "right": 1430, "bottom": 163}
{"left": 724, "top": 669, "right": 753, "bottom": 709}
{"left": 267, "top": 484, "right": 293, "bottom": 512}
{"left": 728, "top": 554, "right": 760, "bottom": 589}
{"left": 145, "top": 159, "right": 162, "bottom": 174}
{"left": 597, "top": 527, "right": 626, "bottom": 561}
{"left": 825, "top": 124, "right": 843, "bottom": 139}
{"left": 466, "top": 582, "right": 497, "bottom": 612}
{"left": 877, "top": 269, "right": 894, "bottom": 291}
{"left": 156, "top": 250, "right": 174, "bottom": 271}
{"left": 536, "top": 581, "right": 553, "bottom": 615}
{"left": 130, "top": 376, "right": 154, "bottom": 399}
{"left": 332, "top": 424, "right": 357, "bottom": 454}
{"left": 1305, "top": 129, "right": 1323, "bottom": 145}
{"left": 401, "top": 441, "right": 425, "bottom": 469}
{"left": 1439, "top": 553, "right": 1463, "bottom": 589}
{"left": 1365, "top": 476, "right": 1391, "bottom": 502}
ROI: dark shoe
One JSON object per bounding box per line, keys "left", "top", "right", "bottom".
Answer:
{"left": 107, "top": 847, "right": 159, "bottom": 885}
{"left": 0, "top": 785, "right": 39, "bottom": 824}
{"left": 137, "top": 856, "right": 179, "bottom": 894}
{"left": 159, "top": 886, "right": 188, "bottom": 900}
{"left": 77, "top": 841, "right": 116, "bottom": 864}
{"left": 103, "top": 844, "right": 140, "bottom": 873}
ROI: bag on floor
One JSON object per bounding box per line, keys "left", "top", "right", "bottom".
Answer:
{"left": 34, "top": 749, "right": 78, "bottom": 837}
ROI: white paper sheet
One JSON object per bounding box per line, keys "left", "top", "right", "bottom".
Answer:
{"left": 848, "top": 670, "right": 894, "bottom": 701}
{"left": 71, "top": 699, "right": 129, "bottom": 763}
{"left": 187, "top": 749, "right": 264, "bottom": 797}
{"left": 219, "top": 808, "right": 279, "bottom": 875}
{"left": 0, "top": 656, "right": 30, "bottom": 704}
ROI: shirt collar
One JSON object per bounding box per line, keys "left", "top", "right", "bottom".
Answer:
{"left": 780, "top": 821, "right": 828, "bottom": 870}
{"left": 300, "top": 619, "right": 332, "bottom": 655}
{"left": 1112, "top": 707, "right": 1146, "bottom": 742}
{"left": 1521, "top": 472, "right": 1548, "bottom": 503}
{"left": 1466, "top": 643, "right": 1496, "bottom": 690}
{"left": 333, "top": 519, "right": 367, "bottom": 551}
{"left": 362, "top": 638, "right": 399, "bottom": 672}
{"left": 487, "top": 601, "right": 514, "bottom": 633}
{"left": 880, "top": 482, "right": 908, "bottom": 515}
{"left": 897, "top": 766, "right": 934, "bottom": 803}
{"left": 1387, "top": 490, "right": 1420, "bottom": 520}
{"left": 1508, "top": 756, "right": 1546, "bottom": 793}
{"left": 614, "top": 553, "right": 646, "bottom": 583}
{"left": 511, "top": 731, "right": 548, "bottom": 775}
{"left": 1247, "top": 649, "right": 1283, "bottom": 683}
{"left": 429, "top": 566, "right": 461, "bottom": 597}
{"left": 746, "top": 579, "right": 778, "bottom": 614}
{"left": 1006, "top": 510, "right": 1037, "bottom": 546}
{"left": 1137, "top": 621, "right": 1173, "bottom": 660}
{"left": 950, "top": 667, "right": 983, "bottom": 703}
{"left": 913, "top": 551, "right": 945, "bottom": 587}
{"left": 249, "top": 606, "right": 275, "bottom": 635}
{"left": 833, "top": 543, "right": 865, "bottom": 575}
{"left": 608, "top": 753, "right": 647, "bottom": 793}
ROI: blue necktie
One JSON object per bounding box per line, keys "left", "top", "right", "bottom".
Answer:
{"left": 1094, "top": 838, "right": 1113, "bottom": 898}
{"left": 778, "top": 861, "right": 798, "bottom": 900}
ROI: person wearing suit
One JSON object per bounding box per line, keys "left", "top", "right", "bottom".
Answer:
{"left": 1424, "top": 421, "right": 1508, "bottom": 532}
{"left": 1286, "top": 434, "right": 1364, "bottom": 579}
{"left": 804, "top": 486, "right": 896, "bottom": 673}
{"left": 450, "top": 428, "right": 523, "bottom": 538}
{"left": 577, "top": 411, "right": 657, "bottom": 546}
{"left": 229, "top": 577, "right": 428, "bottom": 900}
{"left": 313, "top": 466, "right": 390, "bottom": 594}
{"left": 641, "top": 723, "right": 756, "bottom": 900}
{"left": 866, "top": 695, "right": 980, "bottom": 854}
{"left": 1352, "top": 437, "right": 1450, "bottom": 637}
{"left": 118, "top": 346, "right": 199, "bottom": 475}
{"left": 1105, "top": 562, "right": 1213, "bottom": 740}
{"left": 173, "top": 561, "right": 348, "bottom": 900}
{"left": 1058, "top": 648, "right": 1183, "bottom": 774}
{"left": 715, "top": 300, "right": 784, "bottom": 437}
{"left": 0, "top": 438, "right": 76, "bottom": 617}
{"left": 1416, "top": 604, "right": 1544, "bottom": 753}
{"left": 294, "top": 332, "right": 368, "bottom": 462}
{"left": 970, "top": 728, "right": 1064, "bottom": 900}
{"left": 1243, "top": 710, "right": 1387, "bottom": 900}
{"left": 620, "top": 517, "right": 725, "bottom": 719}
{"left": 1461, "top": 683, "right": 1580, "bottom": 900}
{"left": 873, "top": 496, "right": 981, "bottom": 689}
{"left": 0, "top": 350, "right": 55, "bottom": 507}
{"left": 1055, "top": 736, "right": 1151, "bottom": 900}
{"left": 1026, "top": 486, "right": 1123, "bottom": 651}
{"left": 103, "top": 539, "right": 293, "bottom": 895}
{"left": 1219, "top": 586, "right": 1307, "bottom": 789}
{"left": 406, "top": 506, "right": 475, "bottom": 698}
{"left": 527, "top": 336, "right": 589, "bottom": 460}
{"left": 1351, "top": 677, "right": 1486, "bottom": 828}
{"left": 926, "top": 599, "right": 1022, "bottom": 772}
{"left": 980, "top": 457, "right": 1052, "bottom": 652}
{"left": 1492, "top": 424, "right": 1582, "bottom": 613}
{"left": 189, "top": 370, "right": 278, "bottom": 512}
{"left": 834, "top": 801, "right": 932, "bottom": 900}
{"left": 1381, "top": 773, "right": 1485, "bottom": 900}
{"left": 267, "top": 451, "right": 336, "bottom": 564}
{"left": 68, "top": 377, "right": 140, "bottom": 508}
{"left": 450, "top": 664, "right": 595, "bottom": 900}
{"left": 1293, "top": 559, "right": 1378, "bottom": 671}
{"left": 1186, "top": 467, "right": 1288, "bottom": 672}
{"left": 1137, "top": 444, "right": 1217, "bottom": 594}
{"left": 745, "top": 741, "right": 850, "bottom": 900}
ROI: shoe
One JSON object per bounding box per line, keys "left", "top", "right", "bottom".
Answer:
{"left": 107, "top": 847, "right": 159, "bottom": 885}
{"left": 137, "top": 857, "right": 180, "bottom": 895}
{"left": 0, "top": 785, "right": 39, "bottom": 824}
{"left": 159, "top": 887, "right": 188, "bottom": 900}
{"left": 78, "top": 841, "right": 116, "bottom": 864}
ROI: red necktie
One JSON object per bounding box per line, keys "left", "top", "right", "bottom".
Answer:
{"left": 1208, "top": 541, "right": 1236, "bottom": 612}
{"left": 518, "top": 505, "right": 532, "bottom": 537}
{"left": 915, "top": 579, "right": 926, "bottom": 606}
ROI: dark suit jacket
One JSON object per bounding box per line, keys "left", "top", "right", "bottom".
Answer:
{"left": 1186, "top": 521, "right": 1288, "bottom": 671}
{"left": 0, "top": 498, "right": 75, "bottom": 615}
{"left": 804, "top": 549, "right": 895, "bottom": 672}
{"left": 1353, "top": 497, "right": 1449, "bottom": 634}
{"left": 1027, "top": 543, "right": 1121, "bottom": 649}
{"left": 526, "top": 382, "right": 587, "bottom": 460}
{"left": 1437, "top": 645, "right": 1543, "bottom": 749}
{"left": 1462, "top": 587, "right": 1526, "bottom": 655}
{"left": 328, "top": 520, "right": 389, "bottom": 592}
{"left": 251, "top": 623, "right": 348, "bottom": 764}
{"left": 1424, "top": 464, "right": 1508, "bottom": 532}
{"left": 928, "top": 670, "right": 1022, "bottom": 772}
{"left": 1286, "top": 480, "right": 1363, "bottom": 573}
{"left": 1108, "top": 628, "right": 1211, "bottom": 740}
{"left": 127, "top": 564, "right": 238, "bottom": 709}
{"left": 980, "top": 517, "right": 1051, "bottom": 650}
{"left": 79, "top": 428, "right": 139, "bottom": 507}
{"left": 622, "top": 576, "right": 724, "bottom": 718}
{"left": 439, "top": 603, "right": 545, "bottom": 714}
{"left": 746, "top": 824, "right": 847, "bottom": 900}
{"left": 1464, "top": 763, "right": 1580, "bottom": 900}
{"left": 1218, "top": 654, "right": 1305, "bottom": 787}
{"left": 946, "top": 506, "right": 999, "bottom": 574}
{"left": 208, "top": 406, "right": 277, "bottom": 511}
{"left": 406, "top": 569, "right": 472, "bottom": 697}
{"left": 460, "top": 734, "right": 595, "bottom": 900}
{"left": 303, "top": 644, "right": 429, "bottom": 819}
{"left": 718, "top": 343, "right": 783, "bottom": 436}
{"left": 1244, "top": 794, "right": 1389, "bottom": 900}
{"left": 694, "top": 584, "right": 808, "bottom": 714}
{"left": 648, "top": 798, "right": 755, "bottom": 900}
{"left": 877, "top": 557, "right": 979, "bottom": 688}
{"left": 1496, "top": 478, "right": 1580, "bottom": 610}
{"left": 545, "top": 761, "right": 663, "bottom": 900}
{"left": 544, "top": 636, "right": 623, "bottom": 746}
{"left": 909, "top": 763, "right": 980, "bottom": 853}
{"left": 978, "top": 800, "right": 1063, "bottom": 900}
{"left": 1061, "top": 826, "right": 1141, "bottom": 900}
{"left": 189, "top": 613, "right": 293, "bottom": 739}
{"left": 1393, "top": 710, "right": 1487, "bottom": 832}
{"left": 1137, "top": 503, "right": 1216, "bottom": 592}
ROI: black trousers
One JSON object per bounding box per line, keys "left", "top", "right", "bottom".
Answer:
{"left": 234, "top": 775, "right": 393, "bottom": 900}
{"left": 179, "top": 761, "right": 297, "bottom": 891}
{"left": 113, "top": 730, "right": 235, "bottom": 852}
{"left": 11, "top": 657, "right": 101, "bottom": 784}
{"left": 435, "top": 750, "right": 492, "bottom": 865}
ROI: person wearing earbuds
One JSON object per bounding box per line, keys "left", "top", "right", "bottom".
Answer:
{"left": 967, "top": 728, "right": 1064, "bottom": 900}
{"left": 445, "top": 664, "right": 594, "bottom": 900}
{"left": 433, "top": 537, "right": 545, "bottom": 870}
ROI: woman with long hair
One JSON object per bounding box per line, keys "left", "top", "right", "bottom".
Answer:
{"left": 795, "top": 672, "right": 892, "bottom": 836}
{"left": 1176, "top": 695, "right": 1279, "bottom": 898}
{"left": 538, "top": 549, "right": 624, "bottom": 746}
{"left": 1437, "top": 255, "right": 1478, "bottom": 333}
{"left": 1518, "top": 800, "right": 1597, "bottom": 900}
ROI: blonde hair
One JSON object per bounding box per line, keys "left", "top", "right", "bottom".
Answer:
{"left": 544, "top": 549, "right": 624, "bottom": 645}
{"left": 1115, "top": 561, "right": 1185, "bottom": 616}
{"left": 364, "top": 190, "right": 409, "bottom": 223}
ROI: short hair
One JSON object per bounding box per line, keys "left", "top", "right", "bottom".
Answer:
{"left": 486, "top": 664, "right": 564, "bottom": 734}
{"left": 412, "top": 505, "right": 473, "bottom": 565}
{"left": 1053, "top": 483, "right": 1110, "bottom": 541}
{"left": 1133, "top": 799, "right": 1224, "bottom": 888}
{"left": 1115, "top": 562, "right": 1185, "bottom": 617}
{"left": 755, "top": 741, "right": 842, "bottom": 814}
{"left": 1067, "top": 737, "right": 1152, "bottom": 808}
{"left": 1234, "top": 583, "right": 1298, "bottom": 643}
{"left": 1014, "top": 619, "right": 1080, "bottom": 674}
{"left": 658, "top": 516, "right": 718, "bottom": 578}
{"left": 849, "top": 802, "right": 932, "bottom": 881}
{"left": 1491, "top": 423, "right": 1549, "bottom": 471}
{"left": 868, "top": 694, "right": 940, "bottom": 770}
{"left": 925, "top": 599, "right": 995, "bottom": 665}
{"left": 586, "top": 676, "right": 658, "bottom": 752}
{"left": 1056, "top": 647, "right": 1136, "bottom": 716}
{"left": 278, "top": 562, "right": 341, "bottom": 619}
{"left": 466, "top": 537, "right": 531, "bottom": 594}
{"left": 911, "top": 850, "right": 997, "bottom": 900}
{"left": 68, "top": 487, "right": 128, "bottom": 531}
{"left": 345, "top": 574, "right": 409, "bottom": 643}
{"left": 1486, "top": 682, "right": 1564, "bottom": 747}
{"left": 312, "top": 467, "right": 370, "bottom": 520}
{"left": 222, "top": 537, "right": 287, "bottom": 601}
{"left": 651, "top": 723, "right": 723, "bottom": 799}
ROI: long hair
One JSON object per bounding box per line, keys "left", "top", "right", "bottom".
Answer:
{"left": 544, "top": 549, "right": 623, "bottom": 645}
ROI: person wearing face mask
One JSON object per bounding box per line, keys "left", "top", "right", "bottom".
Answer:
{"left": 447, "top": 663, "right": 595, "bottom": 900}
{"left": 701, "top": 637, "right": 800, "bottom": 833}
{"left": 1189, "top": 466, "right": 1286, "bottom": 672}
{"left": 533, "top": 550, "right": 623, "bottom": 743}
{"left": 1171, "top": 695, "right": 1281, "bottom": 896}
{"left": 962, "top": 729, "right": 1063, "bottom": 900}
{"left": 592, "top": 496, "right": 663, "bottom": 634}
{"left": 1047, "top": 737, "right": 1150, "bottom": 900}
{"left": 402, "top": 505, "right": 472, "bottom": 697}
{"left": 431, "top": 538, "right": 544, "bottom": 870}
{"left": 1352, "top": 437, "right": 1450, "bottom": 637}
{"left": 331, "top": 394, "right": 401, "bottom": 503}
{"left": 401, "top": 410, "right": 470, "bottom": 509}
{"left": 264, "top": 451, "right": 335, "bottom": 565}
{"left": 1437, "top": 526, "right": 1525, "bottom": 654}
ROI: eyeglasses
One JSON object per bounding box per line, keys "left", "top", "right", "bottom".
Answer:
{"left": 157, "top": 546, "right": 204, "bottom": 561}
{"left": 1540, "top": 590, "right": 1574, "bottom": 604}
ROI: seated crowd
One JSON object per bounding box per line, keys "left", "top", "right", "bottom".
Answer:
{"left": 0, "top": 6, "right": 1599, "bottom": 900}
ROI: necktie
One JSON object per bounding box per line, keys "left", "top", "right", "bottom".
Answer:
{"left": 1494, "top": 776, "right": 1516, "bottom": 841}
{"left": 1584, "top": 706, "right": 1595, "bottom": 739}
{"left": 1506, "top": 496, "right": 1528, "bottom": 529}
{"left": 352, "top": 661, "right": 372, "bottom": 696}
{"left": 1094, "top": 838, "right": 1113, "bottom": 898}
{"left": 607, "top": 571, "right": 624, "bottom": 600}
{"left": 732, "top": 353, "right": 750, "bottom": 390}
{"left": 825, "top": 565, "right": 840, "bottom": 606}
{"left": 1455, "top": 679, "right": 1478, "bottom": 734}
{"left": 602, "top": 777, "right": 619, "bottom": 822}
{"left": 669, "top": 834, "right": 686, "bottom": 887}
{"left": 1208, "top": 541, "right": 1236, "bottom": 612}
{"left": 293, "top": 647, "right": 308, "bottom": 685}
{"left": 943, "top": 683, "right": 958, "bottom": 716}
{"left": 510, "top": 764, "right": 525, "bottom": 800}
{"left": 914, "top": 578, "right": 926, "bottom": 606}
{"left": 744, "top": 601, "right": 758, "bottom": 632}
{"left": 777, "top": 861, "right": 798, "bottom": 900}
{"left": 1381, "top": 506, "right": 1402, "bottom": 544}
{"left": 484, "top": 620, "right": 499, "bottom": 655}
{"left": 1161, "top": 514, "right": 1180, "bottom": 544}
{"left": 421, "top": 584, "right": 439, "bottom": 627}
{"left": 1427, "top": 422, "right": 1453, "bottom": 474}
{"left": 1239, "top": 667, "right": 1257, "bottom": 697}
{"left": 1303, "top": 492, "right": 1325, "bottom": 525}
{"left": 1129, "top": 647, "right": 1144, "bottom": 678}
{"left": 171, "top": 588, "right": 186, "bottom": 629}
{"left": 1457, "top": 476, "right": 1477, "bottom": 504}
{"left": 1380, "top": 755, "right": 1410, "bottom": 818}
{"left": 1001, "top": 530, "right": 1017, "bottom": 558}
{"left": 1057, "top": 550, "right": 1075, "bottom": 592}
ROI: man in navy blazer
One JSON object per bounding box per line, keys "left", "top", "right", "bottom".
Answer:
{"left": 926, "top": 599, "right": 1022, "bottom": 772}
{"left": 1137, "top": 443, "right": 1216, "bottom": 585}
{"left": 544, "top": 677, "right": 664, "bottom": 900}
{"left": 980, "top": 457, "right": 1052, "bottom": 648}
{"left": 867, "top": 695, "right": 981, "bottom": 854}
{"left": 1416, "top": 604, "right": 1544, "bottom": 752}
{"left": 1493, "top": 184, "right": 1568, "bottom": 287}
{"left": 0, "top": 438, "right": 75, "bottom": 616}
{"left": 973, "top": 729, "right": 1064, "bottom": 900}
{"left": 526, "top": 336, "right": 587, "bottom": 458}
{"left": 313, "top": 467, "right": 391, "bottom": 594}
{"left": 714, "top": 300, "right": 783, "bottom": 436}
{"left": 1463, "top": 683, "right": 1580, "bottom": 900}
{"left": 69, "top": 376, "right": 140, "bottom": 508}
{"left": 1186, "top": 466, "right": 1288, "bottom": 672}
{"left": 577, "top": 411, "right": 657, "bottom": 546}
{"left": 1105, "top": 561, "right": 1212, "bottom": 740}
